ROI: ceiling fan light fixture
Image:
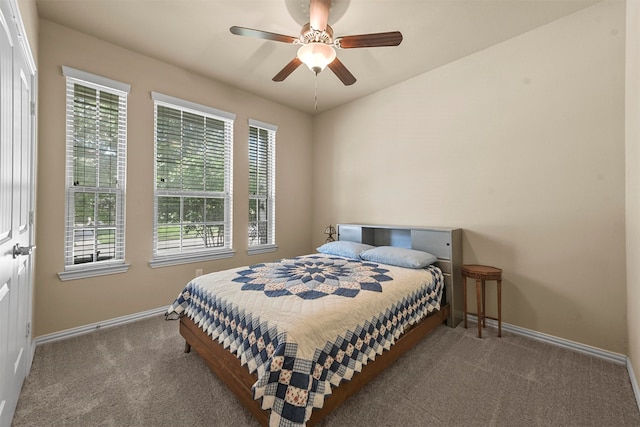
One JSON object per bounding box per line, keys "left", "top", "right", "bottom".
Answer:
{"left": 297, "top": 43, "right": 336, "bottom": 74}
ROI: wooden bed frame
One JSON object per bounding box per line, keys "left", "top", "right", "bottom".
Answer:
{"left": 181, "top": 304, "right": 449, "bottom": 426}
{"left": 178, "top": 224, "right": 462, "bottom": 426}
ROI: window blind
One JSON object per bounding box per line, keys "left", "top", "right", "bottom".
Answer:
{"left": 248, "top": 120, "right": 276, "bottom": 247}
{"left": 63, "top": 67, "right": 129, "bottom": 268}
{"left": 153, "top": 93, "right": 234, "bottom": 258}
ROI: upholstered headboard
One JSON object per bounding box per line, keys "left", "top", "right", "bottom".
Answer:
{"left": 337, "top": 223, "right": 462, "bottom": 328}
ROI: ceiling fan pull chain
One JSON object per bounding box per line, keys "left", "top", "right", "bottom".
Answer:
{"left": 314, "top": 72, "right": 319, "bottom": 110}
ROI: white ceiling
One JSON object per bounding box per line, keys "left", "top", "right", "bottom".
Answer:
{"left": 36, "top": 0, "right": 602, "bottom": 115}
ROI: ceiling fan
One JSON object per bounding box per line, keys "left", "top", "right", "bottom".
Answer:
{"left": 229, "top": 0, "right": 403, "bottom": 86}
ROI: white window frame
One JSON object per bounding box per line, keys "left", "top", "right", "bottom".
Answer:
{"left": 150, "top": 92, "right": 235, "bottom": 268}
{"left": 58, "top": 66, "right": 130, "bottom": 281}
{"left": 247, "top": 119, "right": 277, "bottom": 255}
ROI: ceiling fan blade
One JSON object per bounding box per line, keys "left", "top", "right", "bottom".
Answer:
{"left": 336, "top": 31, "right": 403, "bottom": 49}
{"left": 273, "top": 57, "right": 303, "bottom": 82}
{"left": 230, "top": 26, "right": 298, "bottom": 44}
{"left": 328, "top": 57, "right": 356, "bottom": 86}
{"left": 309, "top": 0, "right": 330, "bottom": 31}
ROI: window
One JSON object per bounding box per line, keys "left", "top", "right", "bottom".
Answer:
{"left": 59, "top": 67, "right": 130, "bottom": 280}
{"left": 151, "top": 92, "right": 235, "bottom": 267}
{"left": 248, "top": 119, "right": 277, "bottom": 254}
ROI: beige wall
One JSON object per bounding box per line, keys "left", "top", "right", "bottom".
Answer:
{"left": 313, "top": 1, "right": 627, "bottom": 353}
{"left": 35, "top": 20, "right": 313, "bottom": 337}
{"left": 626, "top": 0, "right": 640, "bottom": 393}
{"left": 33, "top": 0, "right": 633, "bottom": 358}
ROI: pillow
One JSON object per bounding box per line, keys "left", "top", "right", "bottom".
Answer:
{"left": 359, "top": 246, "right": 438, "bottom": 269}
{"left": 316, "top": 241, "right": 375, "bottom": 259}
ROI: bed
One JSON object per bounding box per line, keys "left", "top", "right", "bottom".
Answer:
{"left": 167, "top": 224, "right": 462, "bottom": 426}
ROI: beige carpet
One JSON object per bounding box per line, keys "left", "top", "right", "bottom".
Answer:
{"left": 12, "top": 315, "right": 640, "bottom": 426}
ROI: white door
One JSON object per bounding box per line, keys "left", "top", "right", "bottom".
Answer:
{"left": 0, "top": 0, "right": 36, "bottom": 425}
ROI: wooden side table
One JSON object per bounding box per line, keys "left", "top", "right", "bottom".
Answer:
{"left": 461, "top": 264, "right": 502, "bottom": 338}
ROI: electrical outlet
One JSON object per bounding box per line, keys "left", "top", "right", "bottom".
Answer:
{"left": 195, "top": 268, "right": 203, "bottom": 277}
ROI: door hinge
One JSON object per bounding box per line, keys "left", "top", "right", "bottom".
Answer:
{"left": 29, "top": 211, "right": 34, "bottom": 225}
{"left": 26, "top": 322, "right": 31, "bottom": 337}
{"left": 31, "top": 101, "right": 36, "bottom": 116}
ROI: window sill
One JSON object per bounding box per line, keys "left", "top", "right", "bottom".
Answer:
{"left": 58, "top": 262, "right": 131, "bottom": 281}
{"left": 247, "top": 244, "right": 278, "bottom": 255}
{"left": 149, "top": 249, "right": 235, "bottom": 268}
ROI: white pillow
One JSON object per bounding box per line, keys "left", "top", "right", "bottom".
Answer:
{"left": 359, "top": 246, "right": 438, "bottom": 268}
{"left": 316, "top": 241, "right": 375, "bottom": 259}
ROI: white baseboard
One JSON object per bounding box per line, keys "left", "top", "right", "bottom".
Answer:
{"left": 34, "top": 306, "right": 168, "bottom": 346}
{"left": 628, "top": 358, "right": 640, "bottom": 415}
{"left": 465, "top": 314, "right": 627, "bottom": 364}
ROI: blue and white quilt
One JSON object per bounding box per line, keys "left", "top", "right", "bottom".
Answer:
{"left": 167, "top": 254, "right": 444, "bottom": 427}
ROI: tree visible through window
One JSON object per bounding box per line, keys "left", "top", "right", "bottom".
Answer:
{"left": 248, "top": 120, "right": 276, "bottom": 247}
{"left": 63, "top": 67, "right": 129, "bottom": 269}
{"left": 152, "top": 93, "right": 234, "bottom": 260}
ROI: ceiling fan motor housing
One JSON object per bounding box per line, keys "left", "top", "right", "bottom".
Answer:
{"left": 300, "top": 23, "right": 334, "bottom": 45}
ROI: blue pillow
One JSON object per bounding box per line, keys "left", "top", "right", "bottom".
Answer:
{"left": 359, "top": 246, "right": 438, "bottom": 269}
{"left": 316, "top": 241, "right": 375, "bottom": 259}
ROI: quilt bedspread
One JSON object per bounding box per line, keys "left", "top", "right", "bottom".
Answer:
{"left": 166, "top": 254, "right": 444, "bottom": 427}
